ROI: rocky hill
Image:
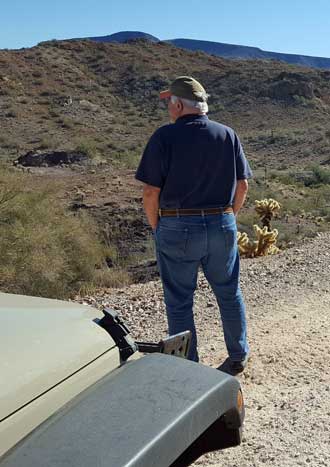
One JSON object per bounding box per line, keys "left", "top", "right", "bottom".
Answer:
{"left": 0, "top": 38, "right": 329, "bottom": 286}
{"left": 1, "top": 38, "right": 330, "bottom": 171}
{"left": 84, "top": 30, "right": 330, "bottom": 69}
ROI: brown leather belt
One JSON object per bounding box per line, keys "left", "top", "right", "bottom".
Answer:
{"left": 159, "top": 207, "right": 233, "bottom": 217}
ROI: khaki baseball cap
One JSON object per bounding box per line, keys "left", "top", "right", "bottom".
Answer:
{"left": 160, "top": 76, "right": 208, "bottom": 102}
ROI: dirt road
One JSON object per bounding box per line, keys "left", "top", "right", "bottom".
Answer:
{"left": 196, "top": 291, "right": 330, "bottom": 467}
{"left": 79, "top": 232, "right": 330, "bottom": 467}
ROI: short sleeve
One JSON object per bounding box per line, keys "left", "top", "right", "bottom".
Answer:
{"left": 135, "top": 130, "right": 167, "bottom": 188}
{"left": 235, "top": 134, "right": 253, "bottom": 180}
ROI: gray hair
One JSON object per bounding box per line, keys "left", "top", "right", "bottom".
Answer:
{"left": 171, "top": 95, "right": 209, "bottom": 114}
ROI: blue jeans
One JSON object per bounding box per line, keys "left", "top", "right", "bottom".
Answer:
{"left": 154, "top": 213, "right": 249, "bottom": 362}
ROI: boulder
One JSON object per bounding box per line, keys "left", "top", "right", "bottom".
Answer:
{"left": 15, "top": 150, "right": 89, "bottom": 167}
{"left": 267, "top": 79, "right": 314, "bottom": 101}
{"left": 262, "top": 72, "right": 315, "bottom": 102}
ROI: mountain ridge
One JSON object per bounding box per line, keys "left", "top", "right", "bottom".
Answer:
{"left": 82, "top": 30, "right": 330, "bottom": 70}
{"left": 1, "top": 38, "right": 330, "bottom": 171}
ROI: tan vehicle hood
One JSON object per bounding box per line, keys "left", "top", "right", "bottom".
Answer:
{"left": 0, "top": 293, "right": 116, "bottom": 421}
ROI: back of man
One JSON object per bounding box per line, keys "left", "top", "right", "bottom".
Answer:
{"left": 138, "top": 115, "right": 247, "bottom": 210}
{"left": 136, "top": 76, "right": 252, "bottom": 373}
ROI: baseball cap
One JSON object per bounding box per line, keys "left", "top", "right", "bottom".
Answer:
{"left": 159, "top": 76, "right": 208, "bottom": 102}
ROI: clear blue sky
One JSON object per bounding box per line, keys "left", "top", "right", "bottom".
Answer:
{"left": 1, "top": 0, "right": 330, "bottom": 58}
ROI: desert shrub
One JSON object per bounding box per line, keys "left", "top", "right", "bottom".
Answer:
{"left": 81, "top": 268, "right": 131, "bottom": 293}
{"left": 111, "top": 150, "right": 140, "bottom": 169}
{"left": 308, "top": 164, "right": 330, "bottom": 186}
{"left": 74, "top": 139, "right": 100, "bottom": 160}
{"left": 38, "top": 137, "right": 54, "bottom": 150}
{"left": 0, "top": 169, "right": 110, "bottom": 298}
{"left": 269, "top": 171, "right": 301, "bottom": 186}
{"left": 59, "top": 117, "right": 75, "bottom": 129}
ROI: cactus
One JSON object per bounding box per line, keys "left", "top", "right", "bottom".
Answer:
{"left": 254, "top": 225, "right": 280, "bottom": 256}
{"left": 237, "top": 231, "right": 256, "bottom": 257}
{"left": 254, "top": 198, "right": 281, "bottom": 230}
{"left": 238, "top": 199, "right": 281, "bottom": 258}
{"left": 237, "top": 226, "right": 279, "bottom": 258}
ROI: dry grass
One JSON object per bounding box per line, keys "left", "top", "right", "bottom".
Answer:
{"left": 0, "top": 168, "right": 119, "bottom": 298}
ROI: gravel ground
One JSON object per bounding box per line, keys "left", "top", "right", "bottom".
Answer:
{"left": 77, "top": 232, "right": 330, "bottom": 467}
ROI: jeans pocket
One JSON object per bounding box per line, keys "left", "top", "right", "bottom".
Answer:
{"left": 220, "top": 217, "right": 237, "bottom": 251}
{"left": 158, "top": 227, "right": 189, "bottom": 259}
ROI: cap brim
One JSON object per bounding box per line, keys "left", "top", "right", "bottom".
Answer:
{"left": 159, "top": 90, "right": 171, "bottom": 99}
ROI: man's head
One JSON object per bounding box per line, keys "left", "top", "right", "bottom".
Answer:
{"left": 160, "top": 76, "right": 209, "bottom": 122}
{"left": 160, "top": 76, "right": 208, "bottom": 102}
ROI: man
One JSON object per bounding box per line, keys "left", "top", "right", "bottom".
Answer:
{"left": 135, "top": 76, "right": 252, "bottom": 373}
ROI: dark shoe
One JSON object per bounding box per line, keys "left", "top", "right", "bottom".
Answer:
{"left": 229, "top": 359, "right": 247, "bottom": 373}
{"left": 217, "top": 357, "right": 248, "bottom": 376}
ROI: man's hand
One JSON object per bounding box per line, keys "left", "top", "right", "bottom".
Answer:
{"left": 233, "top": 179, "right": 249, "bottom": 216}
{"left": 143, "top": 184, "right": 161, "bottom": 230}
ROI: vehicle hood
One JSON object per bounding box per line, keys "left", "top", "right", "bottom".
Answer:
{"left": 0, "top": 293, "right": 116, "bottom": 421}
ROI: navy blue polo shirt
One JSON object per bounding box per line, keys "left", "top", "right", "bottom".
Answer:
{"left": 135, "top": 114, "right": 252, "bottom": 209}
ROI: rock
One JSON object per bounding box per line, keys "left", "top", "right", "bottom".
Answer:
{"left": 265, "top": 74, "right": 314, "bottom": 102}
{"left": 15, "top": 150, "right": 89, "bottom": 167}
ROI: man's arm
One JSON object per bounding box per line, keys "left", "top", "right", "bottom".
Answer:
{"left": 233, "top": 179, "right": 249, "bottom": 216}
{"left": 143, "top": 184, "right": 161, "bottom": 230}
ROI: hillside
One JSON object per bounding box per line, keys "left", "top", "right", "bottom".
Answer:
{"left": 84, "top": 31, "right": 330, "bottom": 70}
{"left": 0, "top": 39, "right": 330, "bottom": 295}
{"left": 1, "top": 38, "right": 330, "bottom": 170}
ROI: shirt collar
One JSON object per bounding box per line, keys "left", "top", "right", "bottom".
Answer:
{"left": 175, "top": 114, "right": 209, "bottom": 124}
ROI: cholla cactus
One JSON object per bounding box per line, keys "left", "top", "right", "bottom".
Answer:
{"left": 255, "top": 198, "right": 281, "bottom": 230}
{"left": 238, "top": 198, "right": 281, "bottom": 258}
{"left": 254, "top": 225, "right": 279, "bottom": 256}
{"left": 237, "top": 231, "right": 255, "bottom": 257}
{"left": 237, "top": 226, "right": 279, "bottom": 258}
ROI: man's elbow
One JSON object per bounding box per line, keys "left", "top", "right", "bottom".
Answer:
{"left": 237, "top": 179, "right": 249, "bottom": 193}
{"left": 143, "top": 184, "right": 161, "bottom": 198}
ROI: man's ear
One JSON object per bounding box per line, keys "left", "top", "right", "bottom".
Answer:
{"left": 176, "top": 99, "right": 183, "bottom": 111}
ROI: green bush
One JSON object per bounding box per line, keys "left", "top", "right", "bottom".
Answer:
{"left": 111, "top": 150, "right": 141, "bottom": 169}
{"left": 308, "top": 165, "right": 330, "bottom": 186}
{"left": 0, "top": 169, "right": 108, "bottom": 298}
{"left": 74, "top": 139, "right": 100, "bottom": 160}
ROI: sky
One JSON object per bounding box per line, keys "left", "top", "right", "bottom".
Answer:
{"left": 1, "top": 0, "right": 330, "bottom": 58}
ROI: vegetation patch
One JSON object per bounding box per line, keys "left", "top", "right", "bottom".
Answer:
{"left": 0, "top": 168, "right": 122, "bottom": 298}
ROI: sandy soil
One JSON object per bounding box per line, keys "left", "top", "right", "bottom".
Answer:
{"left": 79, "top": 232, "right": 330, "bottom": 467}
{"left": 195, "top": 292, "right": 330, "bottom": 467}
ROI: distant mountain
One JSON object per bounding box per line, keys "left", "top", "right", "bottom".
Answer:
{"left": 170, "top": 38, "right": 330, "bottom": 70}
{"left": 89, "top": 31, "right": 159, "bottom": 43}
{"left": 87, "top": 31, "right": 330, "bottom": 70}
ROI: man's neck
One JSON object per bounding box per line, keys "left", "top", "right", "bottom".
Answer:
{"left": 180, "top": 109, "right": 205, "bottom": 117}
{"left": 174, "top": 111, "right": 206, "bottom": 122}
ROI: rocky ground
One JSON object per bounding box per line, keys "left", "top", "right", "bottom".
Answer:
{"left": 77, "top": 232, "right": 330, "bottom": 467}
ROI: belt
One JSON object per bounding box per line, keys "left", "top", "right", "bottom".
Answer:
{"left": 159, "top": 207, "right": 233, "bottom": 217}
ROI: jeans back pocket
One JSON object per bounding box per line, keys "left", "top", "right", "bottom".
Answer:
{"left": 157, "top": 226, "right": 189, "bottom": 260}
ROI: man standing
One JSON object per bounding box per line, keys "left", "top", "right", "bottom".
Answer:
{"left": 135, "top": 76, "right": 252, "bottom": 373}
